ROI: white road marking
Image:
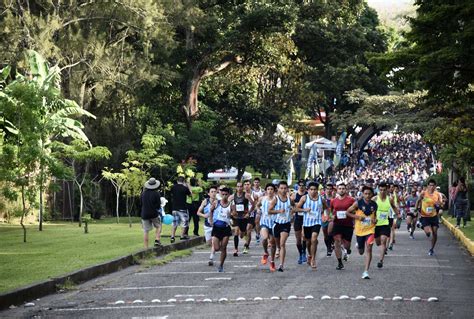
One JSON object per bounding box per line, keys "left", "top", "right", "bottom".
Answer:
{"left": 132, "top": 300, "right": 143, "bottom": 303}
{"left": 204, "top": 277, "right": 232, "bottom": 281}
{"left": 171, "top": 260, "right": 252, "bottom": 264}
{"left": 304, "top": 295, "right": 314, "bottom": 300}
{"left": 236, "top": 297, "right": 246, "bottom": 301}
{"left": 271, "top": 296, "right": 280, "bottom": 300}
{"left": 339, "top": 295, "right": 350, "bottom": 300}
{"left": 428, "top": 297, "right": 439, "bottom": 302}
{"left": 151, "top": 299, "right": 161, "bottom": 303}
{"left": 392, "top": 296, "right": 403, "bottom": 301}
{"left": 411, "top": 297, "right": 421, "bottom": 302}
{"left": 174, "top": 294, "right": 205, "bottom": 297}
{"left": 136, "top": 271, "right": 235, "bottom": 275}
{"left": 321, "top": 295, "right": 331, "bottom": 300}
{"left": 103, "top": 286, "right": 209, "bottom": 290}
{"left": 218, "top": 298, "right": 228, "bottom": 302}
{"left": 288, "top": 296, "right": 298, "bottom": 300}
{"left": 54, "top": 305, "right": 175, "bottom": 311}
{"left": 233, "top": 265, "right": 256, "bottom": 268}
{"left": 373, "top": 296, "right": 384, "bottom": 301}
{"left": 202, "top": 299, "right": 212, "bottom": 303}
{"left": 115, "top": 301, "right": 125, "bottom": 304}
{"left": 355, "top": 296, "right": 366, "bottom": 300}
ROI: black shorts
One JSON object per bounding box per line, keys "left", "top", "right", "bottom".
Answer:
{"left": 420, "top": 216, "right": 439, "bottom": 228}
{"left": 356, "top": 234, "right": 375, "bottom": 248}
{"left": 303, "top": 225, "right": 321, "bottom": 239}
{"left": 374, "top": 225, "right": 391, "bottom": 238}
{"left": 273, "top": 222, "right": 291, "bottom": 238}
{"left": 211, "top": 226, "right": 232, "bottom": 240}
{"left": 331, "top": 224, "right": 353, "bottom": 242}
{"left": 294, "top": 215, "right": 304, "bottom": 231}
{"left": 235, "top": 219, "right": 248, "bottom": 233}
{"left": 407, "top": 213, "right": 417, "bottom": 218}
{"left": 248, "top": 217, "right": 255, "bottom": 228}
{"left": 260, "top": 224, "right": 274, "bottom": 236}
{"left": 388, "top": 218, "right": 394, "bottom": 227}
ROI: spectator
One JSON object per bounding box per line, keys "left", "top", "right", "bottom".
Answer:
{"left": 140, "top": 178, "right": 162, "bottom": 248}
{"left": 187, "top": 177, "right": 203, "bottom": 236}
{"left": 454, "top": 181, "right": 469, "bottom": 228}
{"left": 171, "top": 176, "right": 192, "bottom": 242}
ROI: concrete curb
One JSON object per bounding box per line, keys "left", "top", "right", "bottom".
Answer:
{"left": 441, "top": 216, "right": 474, "bottom": 256}
{"left": 0, "top": 236, "right": 205, "bottom": 310}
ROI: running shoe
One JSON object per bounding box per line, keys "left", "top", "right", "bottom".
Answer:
{"left": 256, "top": 235, "right": 261, "bottom": 244}
{"left": 388, "top": 244, "right": 393, "bottom": 251}
{"left": 336, "top": 263, "right": 344, "bottom": 270}
{"left": 301, "top": 252, "right": 307, "bottom": 263}
{"left": 297, "top": 255, "right": 303, "bottom": 264}
{"left": 154, "top": 240, "right": 162, "bottom": 247}
{"left": 343, "top": 251, "right": 348, "bottom": 262}
{"left": 170, "top": 237, "right": 175, "bottom": 243}
{"left": 261, "top": 254, "right": 269, "bottom": 265}
{"left": 377, "top": 261, "right": 383, "bottom": 268}
{"left": 270, "top": 261, "right": 276, "bottom": 272}
{"left": 243, "top": 246, "right": 249, "bottom": 254}
{"left": 428, "top": 249, "right": 434, "bottom": 256}
{"left": 208, "top": 259, "right": 214, "bottom": 266}
{"left": 326, "top": 249, "right": 332, "bottom": 257}
{"left": 278, "top": 265, "right": 284, "bottom": 272}
{"left": 409, "top": 234, "right": 414, "bottom": 239}
{"left": 218, "top": 266, "right": 224, "bottom": 272}
{"left": 362, "top": 271, "right": 370, "bottom": 279}
{"left": 233, "top": 250, "right": 239, "bottom": 257}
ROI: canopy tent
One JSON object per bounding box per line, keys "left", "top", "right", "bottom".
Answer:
{"left": 305, "top": 137, "right": 337, "bottom": 150}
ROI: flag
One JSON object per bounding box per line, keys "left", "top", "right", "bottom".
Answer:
{"left": 334, "top": 132, "right": 347, "bottom": 167}
{"left": 306, "top": 143, "right": 318, "bottom": 179}
{"left": 287, "top": 157, "right": 294, "bottom": 185}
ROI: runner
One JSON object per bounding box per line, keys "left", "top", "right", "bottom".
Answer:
{"left": 373, "top": 182, "right": 399, "bottom": 268}
{"left": 295, "top": 181, "right": 326, "bottom": 269}
{"left": 252, "top": 177, "right": 265, "bottom": 244}
{"left": 196, "top": 186, "right": 218, "bottom": 266}
{"left": 346, "top": 185, "right": 377, "bottom": 279}
{"left": 329, "top": 181, "right": 355, "bottom": 270}
{"left": 388, "top": 184, "right": 403, "bottom": 250}
{"left": 405, "top": 188, "right": 419, "bottom": 239}
{"left": 291, "top": 179, "right": 308, "bottom": 264}
{"left": 243, "top": 180, "right": 256, "bottom": 254}
{"left": 416, "top": 179, "right": 442, "bottom": 255}
{"left": 268, "top": 181, "right": 294, "bottom": 272}
{"left": 322, "top": 183, "right": 335, "bottom": 256}
{"left": 256, "top": 183, "right": 277, "bottom": 271}
{"left": 230, "top": 181, "right": 252, "bottom": 256}
{"left": 209, "top": 187, "right": 233, "bottom": 272}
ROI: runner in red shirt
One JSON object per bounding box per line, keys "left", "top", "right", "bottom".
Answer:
{"left": 330, "top": 182, "right": 355, "bottom": 270}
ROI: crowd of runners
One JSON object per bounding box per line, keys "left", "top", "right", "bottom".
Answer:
{"left": 195, "top": 176, "right": 446, "bottom": 279}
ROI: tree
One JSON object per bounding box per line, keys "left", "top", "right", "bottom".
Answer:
{"left": 101, "top": 169, "right": 126, "bottom": 224}
{"left": 54, "top": 139, "right": 111, "bottom": 227}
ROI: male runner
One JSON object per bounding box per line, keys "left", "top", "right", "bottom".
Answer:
{"left": 242, "top": 180, "right": 256, "bottom": 254}
{"left": 231, "top": 181, "right": 252, "bottom": 256}
{"left": 322, "top": 183, "right": 335, "bottom": 256}
{"left": 346, "top": 186, "right": 377, "bottom": 279}
{"left": 388, "top": 184, "right": 402, "bottom": 250}
{"left": 373, "top": 182, "right": 399, "bottom": 268}
{"left": 416, "top": 179, "right": 442, "bottom": 255}
{"left": 295, "top": 182, "right": 326, "bottom": 269}
{"left": 291, "top": 179, "right": 308, "bottom": 264}
{"left": 256, "top": 183, "right": 277, "bottom": 271}
{"left": 405, "top": 188, "right": 419, "bottom": 239}
{"left": 330, "top": 182, "right": 355, "bottom": 270}
{"left": 197, "top": 186, "right": 218, "bottom": 266}
{"left": 252, "top": 178, "right": 265, "bottom": 243}
{"left": 268, "top": 181, "right": 294, "bottom": 272}
{"left": 209, "top": 187, "right": 233, "bottom": 272}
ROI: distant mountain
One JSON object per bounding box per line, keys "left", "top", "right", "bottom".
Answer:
{"left": 367, "top": 0, "right": 416, "bottom": 30}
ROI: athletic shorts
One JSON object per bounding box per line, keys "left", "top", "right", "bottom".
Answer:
{"left": 212, "top": 225, "right": 232, "bottom": 240}
{"left": 172, "top": 210, "right": 189, "bottom": 228}
{"left": 356, "top": 234, "right": 375, "bottom": 248}
{"left": 260, "top": 224, "right": 274, "bottom": 236}
{"left": 420, "top": 216, "right": 439, "bottom": 228}
{"left": 374, "top": 225, "right": 391, "bottom": 238}
{"left": 235, "top": 218, "right": 248, "bottom": 233}
{"left": 204, "top": 225, "right": 213, "bottom": 242}
{"left": 407, "top": 213, "right": 417, "bottom": 218}
{"left": 303, "top": 224, "right": 321, "bottom": 239}
{"left": 247, "top": 217, "right": 255, "bottom": 228}
{"left": 294, "top": 215, "right": 304, "bottom": 232}
{"left": 273, "top": 222, "right": 291, "bottom": 238}
{"left": 321, "top": 220, "right": 329, "bottom": 228}
{"left": 141, "top": 217, "right": 161, "bottom": 232}
{"left": 388, "top": 218, "right": 394, "bottom": 227}
{"left": 331, "top": 224, "right": 353, "bottom": 242}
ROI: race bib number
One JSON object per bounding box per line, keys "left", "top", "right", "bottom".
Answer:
{"left": 336, "top": 211, "right": 346, "bottom": 219}
{"left": 236, "top": 204, "right": 244, "bottom": 212}
{"left": 409, "top": 207, "right": 415, "bottom": 213}
{"left": 379, "top": 212, "right": 388, "bottom": 220}
{"left": 219, "top": 210, "right": 228, "bottom": 219}
{"left": 426, "top": 207, "right": 434, "bottom": 214}
{"left": 362, "top": 217, "right": 371, "bottom": 226}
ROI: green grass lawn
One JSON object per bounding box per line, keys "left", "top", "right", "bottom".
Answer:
{"left": 445, "top": 211, "right": 474, "bottom": 241}
{"left": 0, "top": 217, "right": 201, "bottom": 293}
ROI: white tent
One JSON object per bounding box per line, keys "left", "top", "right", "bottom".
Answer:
{"left": 305, "top": 137, "right": 337, "bottom": 150}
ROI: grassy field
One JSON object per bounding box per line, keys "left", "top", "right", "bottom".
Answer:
{"left": 0, "top": 217, "right": 201, "bottom": 293}
{"left": 445, "top": 212, "right": 474, "bottom": 241}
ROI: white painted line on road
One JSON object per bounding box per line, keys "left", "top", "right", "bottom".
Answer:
{"left": 171, "top": 260, "right": 252, "bottom": 264}
{"left": 115, "top": 300, "right": 125, "bottom": 304}
{"left": 428, "top": 297, "right": 439, "bottom": 302}
{"left": 373, "top": 296, "right": 384, "bottom": 301}
{"left": 339, "top": 295, "right": 350, "bottom": 300}
{"left": 203, "top": 298, "right": 212, "bottom": 303}
{"left": 136, "top": 271, "right": 235, "bottom": 275}
{"left": 254, "top": 297, "right": 263, "bottom": 301}
{"left": 321, "top": 295, "right": 331, "bottom": 300}
{"left": 204, "top": 277, "right": 232, "bottom": 281}
{"left": 392, "top": 296, "right": 403, "bottom": 301}
{"left": 355, "top": 296, "right": 366, "bottom": 300}
{"left": 185, "top": 298, "right": 195, "bottom": 302}
{"left": 166, "top": 299, "right": 177, "bottom": 303}
{"left": 236, "top": 297, "right": 246, "bottom": 301}
{"left": 271, "top": 296, "right": 280, "bottom": 300}
{"left": 233, "top": 265, "right": 256, "bottom": 268}
{"left": 103, "top": 285, "right": 209, "bottom": 290}
{"left": 174, "top": 294, "right": 205, "bottom": 297}
{"left": 411, "top": 297, "right": 421, "bottom": 302}
{"left": 54, "top": 305, "right": 175, "bottom": 311}
{"left": 218, "top": 298, "right": 228, "bottom": 302}
{"left": 288, "top": 295, "right": 298, "bottom": 300}
{"left": 132, "top": 300, "right": 143, "bottom": 304}
{"left": 151, "top": 299, "right": 161, "bottom": 303}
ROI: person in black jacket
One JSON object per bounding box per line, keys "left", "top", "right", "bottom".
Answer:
{"left": 141, "top": 178, "right": 162, "bottom": 248}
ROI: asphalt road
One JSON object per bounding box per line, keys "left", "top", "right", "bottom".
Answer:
{"left": 2, "top": 224, "right": 473, "bottom": 318}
